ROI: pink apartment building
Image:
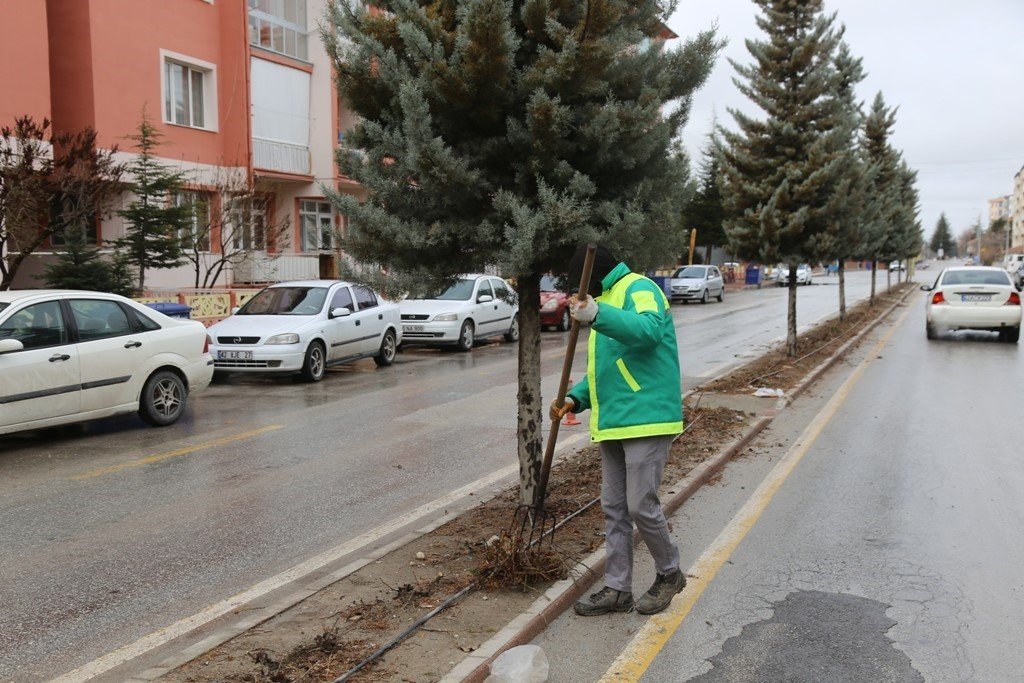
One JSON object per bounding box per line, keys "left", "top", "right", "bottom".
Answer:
{"left": 1, "top": 0, "right": 362, "bottom": 290}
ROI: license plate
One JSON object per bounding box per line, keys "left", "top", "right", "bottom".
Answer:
{"left": 961, "top": 294, "right": 991, "bottom": 302}
{"left": 218, "top": 350, "right": 253, "bottom": 360}
{"left": 404, "top": 325, "right": 425, "bottom": 332}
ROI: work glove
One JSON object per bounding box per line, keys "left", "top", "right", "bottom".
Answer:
{"left": 569, "top": 295, "right": 598, "bottom": 324}
{"left": 549, "top": 396, "right": 575, "bottom": 422}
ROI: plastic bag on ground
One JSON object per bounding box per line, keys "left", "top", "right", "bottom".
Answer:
{"left": 753, "top": 387, "right": 785, "bottom": 398}
{"left": 485, "top": 644, "right": 550, "bottom": 683}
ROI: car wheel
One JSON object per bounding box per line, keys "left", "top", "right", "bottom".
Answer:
{"left": 926, "top": 323, "right": 937, "bottom": 340}
{"left": 1000, "top": 327, "right": 1020, "bottom": 344}
{"left": 374, "top": 330, "right": 397, "bottom": 366}
{"left": 504, "top": 314, "right": 520, "bottom": 342}
{"left": 558, "top": 309, "right": 571, "bottom": 332}
{"left": 300, "top": 341, "right": 326, "bottom": 382}
{"left": 138, "top": 370, "right": 187, "bottom": 427}
{"left": 700, "top": 289, "right": 709, "bottom": 304}
{"left": 716, "top": 287, "right": 724, "bottom": 302}
{"left": 457, "top": 320, "right": 474, "bottom": 352}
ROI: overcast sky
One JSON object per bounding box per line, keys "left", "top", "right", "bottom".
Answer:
{"left": 667, "top": 0, "right": 1024, "bottom": 239}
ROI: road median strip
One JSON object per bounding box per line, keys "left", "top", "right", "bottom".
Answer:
{"left": 69, "top": 285, "right": 915, "bottom": 682}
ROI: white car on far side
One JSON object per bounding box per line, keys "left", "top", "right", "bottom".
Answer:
{"left": 921, "top": 267, "right": 1021, "bottom": 343}
{"left": 399, "top": 275, "right": 519, "bottom": 351}
{"left": 0, "top": 290, "right": 213, "bottom": 435}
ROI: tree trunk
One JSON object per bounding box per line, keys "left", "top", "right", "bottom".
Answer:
{"left": 704, "top": 243, "right": 712, "bottom": 265}
{"left": 897, "top": 262, "right": 903, "bottom": 285}
{"left": 787, "top": 263, "right": 798, "bottom": 357}
{"left": 886, "top": 264, "right": 891, "bottom": 292}
{"left": 870, "top": 258, "right": 877, "bottom": 306}
{"left": 514, "top": 273, "right": 543, "bottom": 506}
{"left": 838, "top": 260, "right": 846, "bottom": 322}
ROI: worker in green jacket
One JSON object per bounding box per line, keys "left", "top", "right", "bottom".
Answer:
{"left": 551, "top": 244, "right": 685, "bottom": 616}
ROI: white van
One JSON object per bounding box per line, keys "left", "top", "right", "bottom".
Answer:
{"left": 1003, "top": 253, "right": 1024, "bottom": 273}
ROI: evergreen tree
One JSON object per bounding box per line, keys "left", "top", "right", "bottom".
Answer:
{"left": 43, "top": 227, "right": 135, "bottom": 296}
{"left": 717, "top": 0, "right": 847, "bottom": 355}
{"left": 822, "top": 39, "right": 866, "bottom": 321}
{"left": 324, "top": 0, "right": 721, "bottom": 504}
{"left": 929, "top": 213, "right": 954, "bottom": 257}
{"left": 113, "top": 110, "right": 191, "bottom": 293}
{"left": 856, "top": 93, "right": 902, "bottom": 305}
{"left": 683, "top": 129, "right": 726, "bottom": 264}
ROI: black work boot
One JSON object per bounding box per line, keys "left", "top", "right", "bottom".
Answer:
{"left": 574, "top": 586, "right": 634, "bottom": 616}
{"left": 635, "top": 569, "right": 686, "bottom": 615}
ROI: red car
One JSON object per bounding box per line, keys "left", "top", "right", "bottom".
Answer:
{"left": 540, "top": 275, "right": 571, "bottom": 331}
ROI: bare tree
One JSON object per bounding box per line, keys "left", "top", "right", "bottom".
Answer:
{"left": 179, "top": 170, "right": 292, "bottom": 288}
{"left": 1, "top": 117, "right": 124, "bottom": 290}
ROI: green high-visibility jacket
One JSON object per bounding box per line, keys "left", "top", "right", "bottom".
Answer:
{"left": 566, "top": 263, "right": 683, "bottom": 442}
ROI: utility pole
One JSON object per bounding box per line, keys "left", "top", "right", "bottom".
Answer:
{"left": 688, "top": 229, "right": 697, "bottom": 265}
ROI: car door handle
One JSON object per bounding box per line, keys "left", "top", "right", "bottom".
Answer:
{"left": 49, "top": 353, "right": 71, "bottom": 362}
{"left": 124, "top": 341, "right": 142, "bottom": 349}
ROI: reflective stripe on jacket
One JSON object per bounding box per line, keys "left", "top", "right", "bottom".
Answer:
{"left": 566, "top": 262, "right": 683, "bottom": 442}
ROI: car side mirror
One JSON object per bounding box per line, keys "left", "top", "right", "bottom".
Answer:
{"left": 0, "top": 339, "right": 25, "bottom": 354}
{"left": 330, "top": 307, "right": 352, "bottom": 319}
{"left": 919, "top": 285, "right": 932, "bottom": 291}
{"left": 477, "top": 294, "right": 493, "bottom": 303}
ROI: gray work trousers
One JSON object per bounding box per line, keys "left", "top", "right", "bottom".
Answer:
{"left": 600, "top": 434, "right": 680, "bottom": 593}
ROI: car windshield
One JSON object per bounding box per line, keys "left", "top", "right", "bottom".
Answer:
{"left": 239, "top": 287, "right": 329, "bottom": 315}
{"left": 414, "top": 279, "right": 475, "bottom": 301}
{"left": 673, "top": 267, "right": 707, "bottom": 279}
{"left": 540, "top": 275, "right": 564, "bottom": 292}
{"left": 941, "top": 270, "right": 1011, "bottom": 286}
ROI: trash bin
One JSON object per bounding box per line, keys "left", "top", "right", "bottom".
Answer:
{"left": 745, "top": 265, "right": 762, "bottom": 287}
{"left": 649, "top": 275, "right": 670, "bottom": 296}
{"left": 144, "top": 302, "right": 192, "bottom": 319}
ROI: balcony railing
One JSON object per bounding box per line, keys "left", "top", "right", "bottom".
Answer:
{"left": 234, "top": 253, "right": 320, "bottom": 284}
{"left": 253, "top": 137, "right": 311, "bottom": 175}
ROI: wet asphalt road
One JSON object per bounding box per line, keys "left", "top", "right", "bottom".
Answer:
{"left": 538, "top": 282, "right": 1024, "bottom": 681}
{"left": 0, "top": 270, "right": 883, "bottom": 680}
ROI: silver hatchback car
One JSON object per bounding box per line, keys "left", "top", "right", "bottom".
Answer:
{"left": 669, "top": 265, "right": 725, "bottom": 304}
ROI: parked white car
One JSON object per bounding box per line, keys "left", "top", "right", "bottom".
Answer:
{"left": 669, "top": 265, "right": 725, "bottom": 304}
{"left": 400, "top": 275, "right": 519, "bottom": 351}
{"left": 778, "top": 264, "right": 813, "bottom": 286}
{"left": 889, "top": 260, "right": 906, "bottom": 272}
{"left": 0, "top": 290, "right": 213, "bottom": 435}
{"left": 207, "top": 281, "right": 402, "bottom": 382}
{"left": 921, "top": 267, "right": 1021, "bottom": 343}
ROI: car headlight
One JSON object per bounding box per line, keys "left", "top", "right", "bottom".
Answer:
{"left": 265, "top": 333, "right": 300, "bottom": 345}
{"left": 541, "top": 299, "right": 559, "bottom": 311}
{"left": 434, "top": 313, "right": 458, "bottom": 321}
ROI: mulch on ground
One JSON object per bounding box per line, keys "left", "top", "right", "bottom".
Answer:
{"left": 165, "top": 284, "right": 910, "bottom": 682}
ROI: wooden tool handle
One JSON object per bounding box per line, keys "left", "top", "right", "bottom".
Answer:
{"left": 536, "top": 244, "right": 597, "bottom": 507}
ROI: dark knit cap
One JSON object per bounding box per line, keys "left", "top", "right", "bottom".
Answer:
{"left": 567, "top": 244, "right": 621, "bottom": 297}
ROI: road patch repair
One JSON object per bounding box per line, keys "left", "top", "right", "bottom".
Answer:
{"left": 104, "top": 285, "right": 915, "bottom": 683}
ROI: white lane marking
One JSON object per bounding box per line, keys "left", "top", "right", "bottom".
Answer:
{"left": 53, "top": 432, "right": 587, "bottom": 682}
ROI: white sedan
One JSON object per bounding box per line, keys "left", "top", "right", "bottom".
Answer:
{"left": 207, "top": 280, "right": 402, "bottom": 382}
{"left": 0, "top": 290, "right": 213, "bottom": 435}
{"left": 778, "top": 264, "right": 813, "bottom": 286}
{"left": 400, "top": 274, "right": 519, "bottom": 351}
{"left": 921, "top": 267, "right": 1021, "bottom": 343}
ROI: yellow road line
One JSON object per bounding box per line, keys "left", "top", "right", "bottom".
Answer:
{"left": 71, "top": 425, "right": 285, "bottom": 481}
{"left": 599, "top": 305, "right": 912, "bottom": 681}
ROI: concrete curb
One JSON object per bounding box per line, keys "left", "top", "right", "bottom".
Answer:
{"left": 448, "top": 284, "right": 917, "bottom": 682}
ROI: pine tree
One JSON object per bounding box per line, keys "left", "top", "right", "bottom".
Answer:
{"left": 930, "top": 213, "right": 954, "bottom": 257}
{"left": 821, "top": 39, "right": 866, "bottom": 322}
{"left": 683, "top": 129, "right": 727, "bottom": 264}
{"left": 43, "top": 227, "right": 135, "bottom": 296}
{"left": 324, "top": 0, "right": 721, "bottom": 504}
{"left": 717, "top": 0, "right": 847, "bottom": 356}
{"left": 113, "top": 110, "right": 191, "bottom": 293}
{"left": 857, "top": 93, "right": 903, "bottom": 305}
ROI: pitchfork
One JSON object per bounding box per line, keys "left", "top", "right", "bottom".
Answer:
{"left": 512, "top": 244, "right": 596, "bottom": 550}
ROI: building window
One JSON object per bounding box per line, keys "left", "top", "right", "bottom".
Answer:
{"left": 230, "top": 197, "right": 268, "bottom": 251}
{"left": 164, "top": 60, "right": 210, "bottom": 129}
{"left": 171, "top": 191, "right": 211, "bottom": 251}
{"left": 300, "top": 200, "right": 335, "bottom": 252}
{"left": 248, "top": 0, "right": 308, "bottom": 61}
